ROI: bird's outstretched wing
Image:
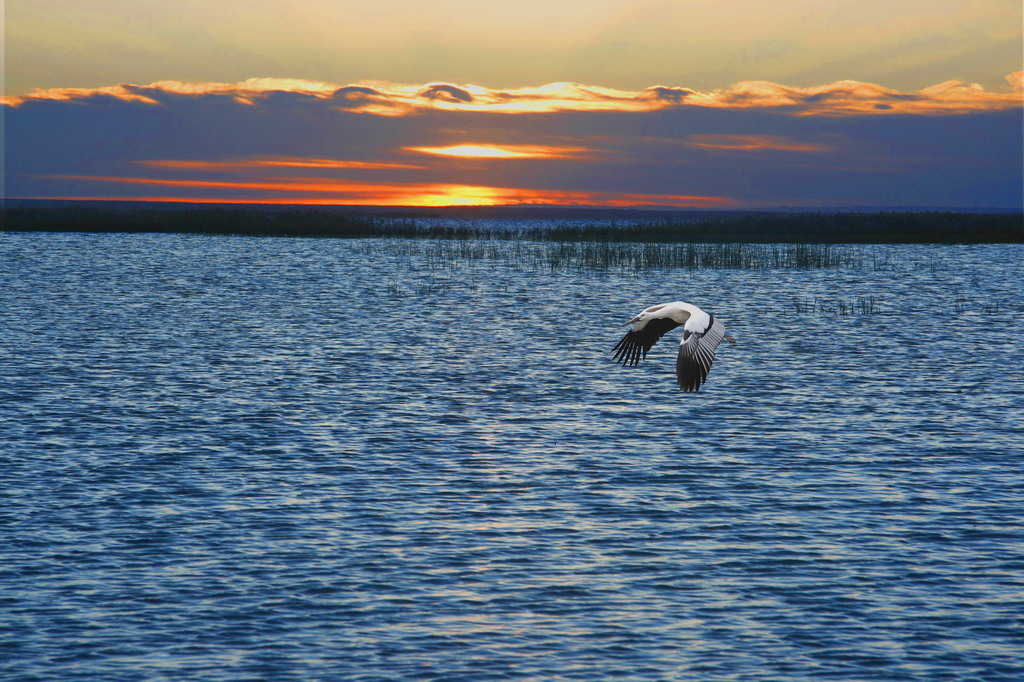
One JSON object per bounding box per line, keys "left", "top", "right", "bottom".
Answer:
{"left": 676, "top": 317, "right": 726, "bottom": 391}
{"left": 612, "top": 317, "right": 682, "bottom": 366}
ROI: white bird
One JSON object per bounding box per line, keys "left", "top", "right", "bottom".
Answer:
{"left": 612, "top": 301, "right": 736, "bottom": 392}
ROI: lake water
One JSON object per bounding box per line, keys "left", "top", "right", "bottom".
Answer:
{"left": 2, "top": 232, "right": 1022, "bottom": 680}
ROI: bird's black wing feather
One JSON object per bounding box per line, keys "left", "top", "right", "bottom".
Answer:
{"left": 612, "top": 317, "right": 681, "bottom": 366}
{"left": 675, "top": 317, "right": 726, "bottom": 391}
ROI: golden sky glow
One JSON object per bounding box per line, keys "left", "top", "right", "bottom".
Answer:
{"left": 405, "top": 144, "right": 597, "bottom": 159}
{"left": 6, "top": 1, "right": 1020, "bottom": 94}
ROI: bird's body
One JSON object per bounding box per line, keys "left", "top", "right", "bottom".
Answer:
{"left": 612, "top": 301, "right": 733, "bottom": 391}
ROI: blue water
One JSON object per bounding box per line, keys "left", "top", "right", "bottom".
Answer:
{"left": 2, "top": 232, "right": 1022, "bottom": 680}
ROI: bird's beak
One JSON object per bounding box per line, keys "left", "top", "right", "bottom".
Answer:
{"left": 622, "top": 316, "right": 639, "bottom": 327}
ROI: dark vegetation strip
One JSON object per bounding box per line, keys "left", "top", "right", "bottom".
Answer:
{"left": 2, "top": 205, "right": 1021, "bottom": 243}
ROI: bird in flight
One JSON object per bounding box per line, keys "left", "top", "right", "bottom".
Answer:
{"left": 612, "top": 301, "right": 736, "bottom": 391}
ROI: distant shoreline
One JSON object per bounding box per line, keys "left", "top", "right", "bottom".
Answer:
{"left": 2, "top": 202, "right": 1022, "bottom": 244}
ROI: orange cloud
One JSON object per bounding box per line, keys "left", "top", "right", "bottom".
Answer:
{"left": 685, "top": 135, "right": 830, "bottom": 152}
{"left": 687, "top": 76, "right": 1024, "bottom": 115}
{"left": 34, "top": 174, "right": 732, "bottom": 208}
{"left": 1, "top": 84, "right": 163, "bottom": 106}
{"left": 404, "top": 144, "right": 598, "bottom": 159}
{"left": 140, "top": 156, "right": 422, "bottom": 171}
{"left": 5, "top": 73, "right": 1020, "bottom": 116}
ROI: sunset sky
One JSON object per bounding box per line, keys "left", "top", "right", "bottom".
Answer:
{"left": 5, "top": 0, "right": 1022, "bottom": 208}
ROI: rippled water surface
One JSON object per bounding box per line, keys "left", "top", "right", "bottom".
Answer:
{"left": 2, "top": 232, "right": 1022, "bottom": 680}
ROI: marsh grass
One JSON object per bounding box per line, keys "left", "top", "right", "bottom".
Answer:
{"left": 386, "top": 279, "right": 452, "bottom": 297}
{"left": 356, "top": 239, "right": 865, "bottom": 273}
{"left": 793, "top": 296, "right": 882, "bottom": 315}
{"left": 948, "top": 282, "right": 1007, "bottom": 316}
